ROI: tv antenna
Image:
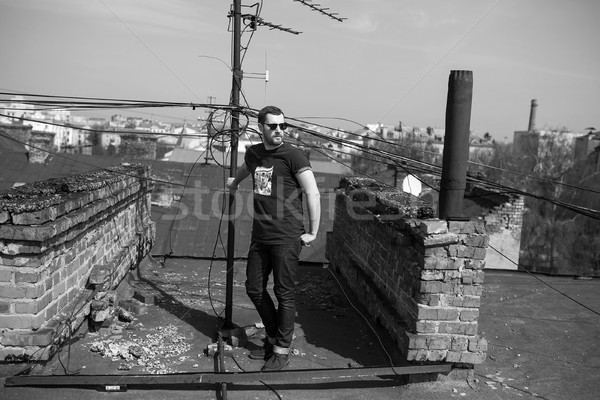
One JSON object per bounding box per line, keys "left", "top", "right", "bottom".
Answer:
{"left": 292, "top": 0, "right": 347, "bottom": 22}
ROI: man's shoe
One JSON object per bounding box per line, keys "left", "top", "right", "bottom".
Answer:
{"left": 249, "top": 341, "right": 273, "bottom": 360}
{"left": 261, "top": 353, "right": 289, "bottom": 371}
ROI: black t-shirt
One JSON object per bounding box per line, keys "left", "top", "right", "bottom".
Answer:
{"left": 244, "top": 143, "right": 311, "bottom": 244}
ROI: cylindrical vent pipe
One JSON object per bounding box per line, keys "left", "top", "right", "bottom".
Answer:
{"left": 438, "top": 70, "right": 473, "bottom": 220}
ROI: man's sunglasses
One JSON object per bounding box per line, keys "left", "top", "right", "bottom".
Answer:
{"left": 262, "top": 122, "right": 288, "bottom": 131}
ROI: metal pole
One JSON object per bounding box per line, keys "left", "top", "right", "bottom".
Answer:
{"left": 217, "top": 331, "right": 228, "bottom": 400}
{"left": 225, "top": 0, "right": 242, "bottom": 328}
{"left": 438, "top": 70, "right": 473, "bottom": 220}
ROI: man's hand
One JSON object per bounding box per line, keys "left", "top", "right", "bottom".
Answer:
{"left": 226, "top": 177, "right": 238, "bottom": 192}
{"left": 300, "top": 233, "right": 317, "bottom": 247}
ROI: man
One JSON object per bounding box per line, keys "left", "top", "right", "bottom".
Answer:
{"left": 227, "top": 105, "right": 320, "bottom": 371}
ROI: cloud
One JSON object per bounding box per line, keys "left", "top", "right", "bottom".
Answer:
{"left": 408, "top": 7, "right": 458, "bottom": 29}
{"left": 345, "top": 14, "right": 379, "bottom": 33}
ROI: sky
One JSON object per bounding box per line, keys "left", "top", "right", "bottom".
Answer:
{"left": 1, "top": 0, "right": 599, "bottom": 141}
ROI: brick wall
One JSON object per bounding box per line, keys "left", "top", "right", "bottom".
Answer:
{"left": 326, "top": 177, "right": 488, "bottom": 366}
{"left": 466, "top": 187, "right": 524, "bottom": 270}
{"left": 0, "top": 164, "right": 155, "bottom": 361}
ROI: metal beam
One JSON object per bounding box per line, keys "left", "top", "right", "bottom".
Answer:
{"left": 5, "top": 364, "right": 451, "bottom": 389}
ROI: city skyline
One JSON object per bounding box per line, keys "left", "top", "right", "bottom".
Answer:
{"left": 1, "top": 0, "right": 599, "bottom": 142}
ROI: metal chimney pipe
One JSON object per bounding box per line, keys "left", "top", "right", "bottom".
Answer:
{"left": 528, "top": 99, "right": 538, "bottom": 132}
{"left": 438, "top": 70, "right": 473, "bottom": 220}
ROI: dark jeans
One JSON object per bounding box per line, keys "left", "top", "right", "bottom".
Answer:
{"left": 245, "top": 240, "right": 301, "bottom": 349}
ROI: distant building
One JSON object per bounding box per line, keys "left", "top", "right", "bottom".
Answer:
{"left": 513, "top": 129, "right": 584, "bottom": 171}
{"left": 574, "top": 131, "right": 600, "bottom": 163}
{"left": 99, "top": 131, "right": 122, "bottom": 150}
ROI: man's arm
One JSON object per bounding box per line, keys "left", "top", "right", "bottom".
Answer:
{"left": 296, "top": 169, "right": 320, "bottom": 246}
{"left": 227, "top": 163, "right": 251, "bottom": 191}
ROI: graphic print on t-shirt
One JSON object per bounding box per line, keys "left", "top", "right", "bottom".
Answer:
{"left": 254, "top": 165, "right": 274, "bottom": 196}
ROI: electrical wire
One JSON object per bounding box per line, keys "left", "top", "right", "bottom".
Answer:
{"left": 291, "top": 113, "right": 600, "bottom": 198}
{"left": 3, "top": 105, "right": 599, "bottom": 222}
{"left": 100, "top": 0, "right": 201, "bottom": 100}
{"left": 488, "top": 244, "right": 600, "bottom": 317}
{"left": 288, "top": 122, "right": 600, "bottom": 220}
{"left": 377, "top": 0, "right": 503, "bottom": 123}
{"left": 4, "top": 93, "right": 596, "bottom": 199}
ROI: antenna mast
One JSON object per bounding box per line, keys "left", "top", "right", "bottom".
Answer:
{"left": 225, "top": 0, "right": 242, "bottom": 328}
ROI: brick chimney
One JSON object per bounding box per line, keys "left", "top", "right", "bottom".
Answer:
{"left": 28, "top": 131, "right": 55, "bottom": 164}
{"left": 120, "top": 134, "right": 157, "bottom": 160}
{"left": 0, "top": 123, "right": 32, "bottom": 145}
{"left": 528, "top": 99, "right": 538, "bottom": 132}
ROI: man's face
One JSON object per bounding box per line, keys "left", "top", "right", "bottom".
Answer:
{"left": 260, "top": 113, "right": 286, "bottom": 149}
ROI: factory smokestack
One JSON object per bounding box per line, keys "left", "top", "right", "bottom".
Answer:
{"left": 528, "top": 99, "right": 538, "bottom": 132}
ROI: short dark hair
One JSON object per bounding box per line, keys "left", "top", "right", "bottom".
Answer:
{"left": 257, "top": 106, "right": 284, "bottom": 124}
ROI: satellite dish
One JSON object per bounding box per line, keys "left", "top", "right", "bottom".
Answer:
{"left": 402, "top": 175, "right": 422, "bottom": 197}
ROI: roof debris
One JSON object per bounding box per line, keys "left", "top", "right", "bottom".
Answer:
{"left": 88, "top": 324, "right": 192, "bottom": 374}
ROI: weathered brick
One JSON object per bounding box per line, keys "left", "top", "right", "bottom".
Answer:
{"left": 0, "top": 210, "right": 10, "bottom": 224}
{"left": 420, "top": 220, "right": 448, "bottom": 235}
{"left": 473, "top": 247, "right": 487, "bottom": 260}
{"left": 423, "top": 247, "right": 447, "bottom": 257}
{"left": 406, "top": 332, "right": 427, "bottom": 349}
{"left": 438, "top": 322, "right": 478, "bottom": 335}
{"left": 472, "top": 270, "right": 485, "bottom": 284}
{"left": 468, "top": 336, "right": 488, "bottom": 352}
{"left": 0, "top": 345, "right": 26, "bottom": 361}
{"left": 445, "top": 351, "right": 463, "bottom": 363}
{"left": 0, "top": 283, "right": 44, "bottom": 299}
{"left": 15, "top": 293, "right": 51, "bottom": 314}
{"left": 421, "top": 270, "right": 444, "bottom": 281}
{"left": 427, "top": 335, "right": 451, "bottom": 350}
{"left": 448, "top": 244, "right": 476, "bottom": 258}
{"left": 45, "top": 301, "right": 59, "bottom": 321}
{"left": 443, "top": 270, "right": 461, "bottom": 281}
{"left": 0, "top": 312, "right": 45, "bottom": 329}
{"left": 415, "top": 321, "right": 439, "bottom": 334}
{"left": 443, "top": 295, "right": 481, "bottom": 308}
{"left": 0, "top": 269, "right": 13, "bottom": 282}
{"left": 463, "top": 234, "right": 489, "bottom": 248}
{"left": 448, "top": 220, "right": 477, "bottom": 234}
{"left": 0, "top": 302, "right": 11, "bottom": 313}
{"left": 423, "top": 255, "right": 447, "bottom": 270}
{"left": 418, "top": 294, "right": 441, "bottom": 307}
{"left": 1, "top": 329, "right": 53, "bottom": 346}
{"left": 423, "top": 233, "right": 459, "bottom": 248}
{"left": 420, "top": 281, "right": 443, "bottom": 294}
{"left": 12, "top": 207, "right": 60, "bottom": 226}
{"left": 407, "top": 349, "right": 446, "bottom": 362}
{"left": 451, "top": 336, "right": 469, "bottom": 351}
{"left": 15, "top": 271, "right": 40, "bottom": 284}
{"left": 417, "top": 305, "right": 459, "bottom": 321}
{"left": 460, "top": 309, "right": 480, "bottom": 321}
